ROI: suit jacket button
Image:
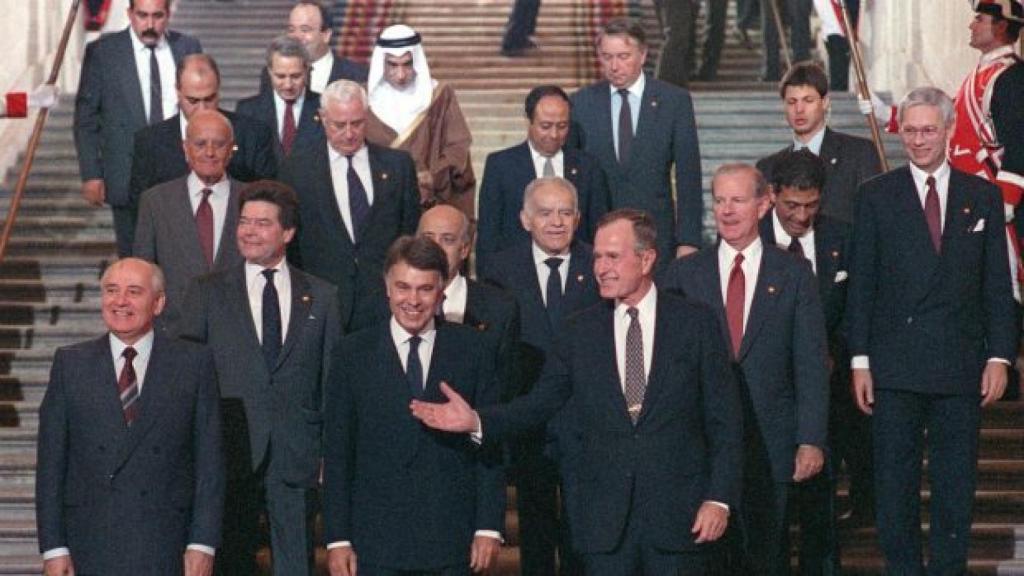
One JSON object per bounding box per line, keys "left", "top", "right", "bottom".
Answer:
{"left": 906, "top": 316, "right": 913, "bottom": 324}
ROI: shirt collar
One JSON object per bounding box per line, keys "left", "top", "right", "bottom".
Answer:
{"left": 274, "top": 90, "right": 306, "bottom": 108}
{"left": 719, "top": 236, "right": 764, "bottom": 266}
{"left": 129, "top": 27, "right": 167, "bottom": 53}
{"left": 187, "top": 171, "right": 230, "bottom": 195}
{"left": 609, "top": 73, "right": 645, "bottom": 99}
{"left": 245, "top": 257, "right": 289, "bottom": 285}
{"left": 532, "top": 241, "right": 571, "bottom": 266}
{"left": 793, "top": 126, "right": 826, "bottom": 155}
{"left": 444, "top": 273, "right": 467, "bottom": 302}
{"left": 908, "top": 160, "right": 951, "bottom": 190}
{"left": 771, "top": 209, "right": 814, "bottom": 244}
{"left": 527, "top": 139, "right": 563, "bottom": 162}
{"left": 615, "top": 280, "right": 657, "bottom": 318}
{"left": 390, "top": 316, "right": 437, "bottom": 346}
{"left": 329, "top": 142, "right": 368, "bottom": 163}
{"left": 980, "top": 44, "right": 1017, "bottom": 65}
{"left": 110, "top": 329, "right": 155, "bottom": 358}
{"left": 312, "top": 51, "right": 334, "bottom": 71}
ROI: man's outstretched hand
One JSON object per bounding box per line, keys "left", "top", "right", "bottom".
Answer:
{"left": 410, "top": 382, "right": 478, "bottom": 433}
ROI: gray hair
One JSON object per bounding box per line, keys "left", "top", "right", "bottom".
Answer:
{"left": 523, "top": 177, "right": 579, "bottom": 214}
{"left": 898, "top": 86, "right": 955, "bottom": 127}
{"left": 320, "top": 79, "right": 368, "bottom": 110}
{"left": 101, "top": 258, "right": 166, "bottom": 295}
{"left": 265, "top": 34, "right": 311, "bottom": 71}
{"left": 712, "top": 163, "right": 768, "bottom": 198}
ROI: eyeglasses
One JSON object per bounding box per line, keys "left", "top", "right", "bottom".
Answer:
{"left": 900, "top": 126, "right": 943, "bottom": 140}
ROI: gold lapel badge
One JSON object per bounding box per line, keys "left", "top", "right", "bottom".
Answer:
{"left": 767, "top": 285, "right": 777, "bottom": 294}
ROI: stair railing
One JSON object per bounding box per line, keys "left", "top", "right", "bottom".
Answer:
{"left": 0, "top": 0, "right": 82, "bottom": 264}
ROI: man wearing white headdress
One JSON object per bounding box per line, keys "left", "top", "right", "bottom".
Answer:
{"left": 366, "top": 24, "right": 476, "bottom": 218}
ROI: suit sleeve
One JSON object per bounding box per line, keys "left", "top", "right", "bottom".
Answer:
{"left": 318, "top": 285, "right": 342, "bottom": 456}
{"left": 174, "top": 277, "right": 209, "bottom": 343}
{"left": 35, "top": 349, "right": 70, "bottom": 553}
{"left": 992, "top": 64, "right": 1024, "bottom": 206}
{"left": 234, "top": 118, "right": 277, "bottom": 181}
{"left": 582, "top": 160, "right": 612, "bottom": 243}
{"left": 128, "top": 128, "right": 155, "bottom": 211}
{"left": 673, "top": 90, "right": 704, "bottom": 249}
{"left": 73, "top": 41, "right": 104, "bottom": 181}
{"left": 846, "top": 184, "right": 879, "bottom": 358}
{"left": 475, "top": 153, "right": 502, "bottom": 277}
{"left": 132, "top": 190, "right": 157, "bottom": 260}
{"left": 791, "top": 261, "right": 830, "bottom": 448}
{"left": 189, "top": 347, "right": 225, "bottom": 548}
{"left": 397, "top": 153, "right": 422, "bottom": 234}
{"left": 980, "top": 184, "right": 1020, "bottom": 360}
{"left": 696, "top": 306, "right": 743, "bottom": 508}
{"left": 472, "top": 337, "right": 508, "bottom": 533}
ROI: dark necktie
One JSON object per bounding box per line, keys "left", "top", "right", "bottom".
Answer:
{"left": 788, "top": 236, "right": 805, "bottom": 258}
{"left": 195, "top": 188, "right": 214, "bottom": 267}
{"left": 406, "top": 335, "right": 423, "bottom": 398}
{"left": 617, "top": 88, "right": 633, "bottom": 165}
{"left": 726, "top": 253, "right": 745, "bottom": 357}
{"left": 281, "top": 99, "right": 297, "bottom": 156}
{"left": 346, "top": 154, "right": 371, "bottom": 242}
{"left": 623, "top": 307, "right": 646, "bottom": 424}
{"left": 924, "top": 175, "right": 942, "bottom": 253}
{"left": 147, "top": 45, "right": 163, "bottom": 125}
{"left": 544, "top": 257, "right": 564, "bottom": 329}
{"left": 261, "top": 269, "right": 282, "bottom": 370}
{"left": 117, "top": 346, "right": 140, "bottom": 425}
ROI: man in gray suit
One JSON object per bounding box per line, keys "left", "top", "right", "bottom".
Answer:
{"left": 569, "top": 17, "right": 703, "bottom": 267}
{"left": 133, "top": 109, "right": 243, "bottom": 328}
{"left": 178, "top": 181, "right": 340, "bottom": 575}
{"left": 74, "top": 0, "right": 202, "bottom": 256}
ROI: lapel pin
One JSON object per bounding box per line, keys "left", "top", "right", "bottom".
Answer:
{"left": 831, "top": 250, "right": 839, "bottom": 259}
{"left": 232, "top": 144, "right": 239, "bottom": 152}
{"left": 477, "top": 322, "right": 488, "bottom": 331}
{"left": 830, "top": 158, "right": 837, "bottom": 165}
{"left": 381, "top": 172, "right": 389, "bottom": 181}
{"left": 963, "top": 207, "right": 971, "bottom": 214}
{"left": 767, "top": 285, "right": 777, "bottom": 294}
{"left": 313, "top": 114, "right": 320, "bottom": 123}
{"left": 570, "top": 167, "right": 578, "bottom": 176}
{"left": 651, "top": 101, "right": 658, "bottom": 108}
{"left": 576, "top": 274, "right": 585, "bottom": 283}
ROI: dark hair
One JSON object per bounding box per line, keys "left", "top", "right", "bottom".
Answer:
{"left": 295, "top": 0, "right": 333, "bottom": 31}
{"left": 525, "top": 85, "right": 571, "bottom": 120}
{"left": 176, "top": 53, "right": 221, "bottom": 89}
{"left": 779, "top": 61, "right": 829, "bottom": 99}
{"left": 129, "top": 0, "right": 170, "bottom": 11}
{"left": 239, "top": 180, "right": 300, "bottom": 230}
{"left": 769, "top": 150, "right": 827, "bottom": 192}
{"left": 384, "top": 236, "right": 449, "bottom": 284}
{"left": 596, "top": 208, "right": 657, "bottom": 253}
{"left": 597, "top": 17, "right": 647, "bottom": 48}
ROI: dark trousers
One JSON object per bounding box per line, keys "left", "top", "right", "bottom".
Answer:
{"left": 514, "top": 437, "right": 583, "bottom": 576}
{"left": 873, "top": 389, "right": 980, "bottom": 576}
{"left": 502, "top": 0, "right": 540, "bottom": 50}
{"left": 760, "top": 0, "right": 812, "bottom": 80}
{"left": 697, "top": 0, "right": 728, "bottom": 78}
{"left": 584, "top": 508, "right": 707, "bottom": 576}
{"left": 792, "top": 457, "right": 840, "bottom": 575}
{"left": 654, "top": 0, "right": 697, "bottom": 87}
{"left": 736, "top": 0, "right": 760, "bottom": 30}
{"left": 112, "top": 204, "right": 136, "bottom": 257}
{"left": 823, "top": 0, "right": 859, "bottom": 91}
{"left": 831, "top": 376, "right": 874, "bottom": 516}
{"left": 738, "top": 476, "right": 791, "bottom": 575}
{"left": 359, "top": 564, "right": 470, "bottom": 576}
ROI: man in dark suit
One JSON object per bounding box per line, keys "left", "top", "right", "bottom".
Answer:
{"left": 481, "top": 177, "right": 602, "bottom": 576}
{"left": 177, "top": 181, "right": 340, "bottom": 576}
{"left": 413, "top": 209, "right": 743, "bottom": 575}
{"left": 664, "top": 163, "right": 829, "bottom": 575}
{"left": 476, "top": 85, "right": 611, "bottom": 277}
{"left": 133, "top": 110, "right": 243, "bottom": 330}
{"left": 759, "top": 0, "right": 812, "bottom": 82}
{"left": 74, "top": 0, "right": 202, "bottom": 256}
{"left": 756, "top": 61, "right": 882, "bottom": 224}
{"left": 36, "top": 257, "right": 223, "bottom": 576}
{"left": 324, "top": 236, "right": 504, "bottom": 576}
{"left": 417, "top": 204, "right": 519, "bottom": 400}
{"left": 847, "top": 87, "right": 1018, "bottom": 575}
{"left": 279, "top": 80, "right": 420, "bottom": 334}
{"left": 237, "top": 36, "right": 324, "bottom": 168}
{"left": 569, "top": 18, "right": 704, "bottom": 266}
{"left": 129, "top": 53, "right": 277, "bottom": 223}
{"left": 759, "top": 150, "right": 851, "bottom": 574}
{"left": 259, "top": 0, "right": 368, "bottom": 93}
{"left": 500, "top": 0, "right": 540, "bottom": 56}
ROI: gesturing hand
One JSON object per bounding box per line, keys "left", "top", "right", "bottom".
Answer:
{"left": 410, "top": 382, "right": 479, "bottom": 433}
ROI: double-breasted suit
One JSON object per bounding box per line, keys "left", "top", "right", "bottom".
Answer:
{"left": 234, "top": 89, "right": 325, "bottom": 167}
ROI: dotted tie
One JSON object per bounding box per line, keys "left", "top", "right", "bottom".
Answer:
{"left": 623, "top": 307, "right": 646, "bottom": 424}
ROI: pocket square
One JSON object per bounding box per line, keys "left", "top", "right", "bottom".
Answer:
{"left": 972, "top": 218, "right": 985, "bottom": 232}
{"left": 834, "top": 270, "right": 848, "bottom": 283}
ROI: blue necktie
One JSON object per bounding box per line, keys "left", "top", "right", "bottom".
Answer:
{"left": 261, "top": 269, "right": 282, "bottom": 370}
{"left": 346, "top": 154, "right": 370, "bottom": 242}
{"left": 406, "top": 335, "right": 423, "bottom": 398}
{"left": 545, "top": 257, "right": 564, "bottom": 329}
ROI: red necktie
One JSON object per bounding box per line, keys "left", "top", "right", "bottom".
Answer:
{"left": 281, "top": 99, "right": 297, "bottom": 156}
{"left": 195, "top": 188, "right": 214, "bottom": 267}
{"left": 726, "top": 253, "right": 746, "bottom": 357}
{"left": 117, "top": 347, "right": 139, "bottom": 425}
{"left": 924, "top": 175, "right": 941, "bottom": 253}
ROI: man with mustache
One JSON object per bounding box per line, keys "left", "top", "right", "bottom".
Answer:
{"left": 74, "top": 0, "right": 202, "bottom": 256}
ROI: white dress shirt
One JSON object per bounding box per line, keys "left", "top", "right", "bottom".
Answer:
{"left": 186, "top": 172, "right": 231, "bottom": 261}
{"left": 792, "top": 126, "right": 826, "bottom": 156}
{"left": 129, "top": 29, "right": 177, "bottom": 123}
{"left": 273, "top": 91, "right": 305, "bottom": 140}
{"left": 245, "top": 258, "right": 292, "bottom": 344}
{"left": 772, "top": 211, "right": 817, "bottom": 275}
{"left": 328, "top": 144, "right": 375, "bottom": 242}
{"left": 43, "top": 330, "right": 214, "bottom": 561}
{"left": 609, "top": 73, "right": 644, "bottom": 159}
{"left": 718, "top": 238, "right": 764, "bottom": 333}
{"left": 613, "top": 283, "right": 656, "bottom": 390}
{"left": 532, "top": 242, "right": 570, "bottom": 305}
{"left": 442, "top": 273, "right": 469, "bottom": 324}
{"left": 528, "top": 140, "right": 564, "bottom": 178}
{"left": 310, "top": 51, "right": 335, "bottom": 94}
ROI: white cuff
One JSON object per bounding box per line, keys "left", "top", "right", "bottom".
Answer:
{"left": 474, "top": 529, "right": 504, "bottom": 543}
{"left": 327, "top": 541, "right": 352, "bottom": 549}
{"left": 42, "top": 548, "right": 70, "bottom": 561}
{"left": 186, "top": 544, "right": 215, "bottom": 557}
{"left": 469, "top": 414, "right": 483, "bottom": 444}
{"left": 988, "top": 357, "right": 1011, "bottom": 366}
{"left": 707, "top": 500, "right": 730, "bottom": 512}
{"left": 851, "top": 355, "right": 870, "bottom": 370}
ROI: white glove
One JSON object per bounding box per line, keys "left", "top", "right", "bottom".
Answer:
{"left": 857, "top": 92, "right": 890, "bottom": 124}
{"left": 1005, "top": 202, "right": 1015, "bottom": 224}
{"left": 28, "top": 84, "right": 59, "bottom": 109}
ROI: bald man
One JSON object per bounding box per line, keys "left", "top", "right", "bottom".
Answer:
{"left": 133, "top": 109, "right": 244, "bottom": 329}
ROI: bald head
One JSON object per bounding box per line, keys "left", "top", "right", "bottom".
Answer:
{"left": 417, "top": 204, "right": 472, "bottom": 283}
{"left": 177, "top": 54, "right": 221, "bottom": 119}
{"left": 184, "top": 110, "right": 235, "bottom": 185}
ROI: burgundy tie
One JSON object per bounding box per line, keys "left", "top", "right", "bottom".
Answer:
{"left": 281, "top": 99, "right": 297, "bottom": 156}
{"left": 726, "top": 253, "right": 745, "bottom": 357}
{"left": 924, "top": 176, "right": 941, "bottom": 253}
{"left": 117, "top": 347, "right": 140, "bottom": 425}
{"left": 195, "top": 188, "right": 215, "bottom": 267}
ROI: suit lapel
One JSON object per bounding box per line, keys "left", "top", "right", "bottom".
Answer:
{"left": 116, "top": 31, "right": 147, "bottom": 127}
{"left": 591, "top": 84, "right": 618, "bottom": 170}
{"left": 212, "top": 181, "right": 241, "bottom": 270}
{"left": 739, "top": 249, "right": 782, "bottom": 360}
{"left": 228, "top": 265, "right": 264, "bottom": 357}
{"left": 295, "top": 92, "right": 322, "bottom": 151}
{"left": 314, "top": 146, "right": 354, "bottom": 248}
{"left": 562, "top": 242, "right": 591, "bottom": 314}
{"left": 893, "top": 168, "right": 942, "bottom": 277}
{"left": 593, "top": 302, "right": 632, "bottom": 426}
{"left": 90, "top": 336, "right": 131, "bottom": 436}
{"left": 114, "top": 334, "right": 176, "bottom": 471}
{"left": 941, "top": 172, "right": 975, "bottom": 248}
{"left": 564, "top": 149, "right": 582, "bottom": 183}
{"left": 819, "top": 129, "right": 842, "bottom": 173}
{"left": 630, "top": 78, "right": 661, "bottom": 167}
{"left": 364, "top": 147, "right": 394, "bottom": 236}
{"left": 634, "top": 292, "right": 672, "bottom": 426}
{"left": 697, "top": 248, "right": 731, "bottom": 348}
{"left": 170, "top": 180, "right": 209, "bottom": 272}
{"left": 275, "top": 269, "right": 313, "bottom": 371}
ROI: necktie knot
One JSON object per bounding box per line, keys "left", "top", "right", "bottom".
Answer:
{"left": 408, "top": 335, "right": 422, "bottom": 351}
{"left": 788, "top": 237, "right": 804, "bottom": 255}
{"left": 262, "top": 268, "right": 277, "bottom": 283}
{"left": 200, "top": 188, "right": 212, "bottom": 201}
{"left": 733, "top": 252, "right": 745, "bottom": 267}
{"left": 617, "top": 88, "right": 630, "bottom": 99}
{"left": 123, "top": 346, "right": 137, "bottom": 361}
{"left": 626, "top": 306, "right": 639, "bottom": 320}
{"left": 545, "top": 257, "right": 564, "bottom": 272}
{"left": 926, "top": 175, "right": 936, "bottom": 190}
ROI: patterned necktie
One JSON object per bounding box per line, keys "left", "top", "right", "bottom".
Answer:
{"left": 924, "top": 175, "right": 942, "bottom": 253}
{"left": 118, "top": 346, "right": 140, "bottom": 425}
{"left": 346, "top": 154, "right": 371, "bottom": 242}
{"left": 281, "top": 99, "right": 297, "bottom": 156}
{"left": 195, "top": 188, "right": 214, "bottom": 267}
{"left": 261, "top": 269, "right": 282, "bottom": 370}
{"left": 617, "top": 88, "right": 633, "bottom": 165}
{"left": 147, "top": 45, "right": 163, "bottom": 125}
{"left": 544, "top": 257, "right": 564, "bottom": 329}
{"left": 623, "top": 307, "right": 646, "bottom": 424}
{"left": 542, "top": 156, "right": 556, "bottom": 177}
{"left": 788, "top": 236, "right": 804, "bottom": 258}
{"left": 406, "top": 335, "right": 423, "bottom": 398}
{"left": 726, "top": 253, "right": 746, "bottom": 357}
